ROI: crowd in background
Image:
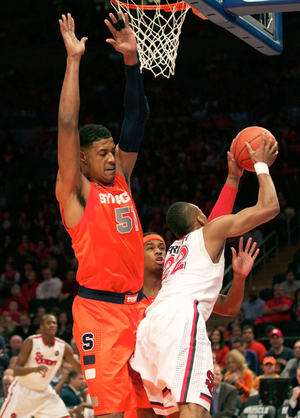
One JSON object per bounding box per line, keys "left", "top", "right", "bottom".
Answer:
{"left": 1, "top": 1, "right": 300, "bottom": 415}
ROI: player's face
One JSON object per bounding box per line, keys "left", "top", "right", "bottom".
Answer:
{"left": 144, "top": 240, "right": 166, "bottom": 274}
{"left": 82, "top": 138, "right": 116, "bottom": 184}
{"left": 41, "top": 315, "right": 58, "bottom": 336}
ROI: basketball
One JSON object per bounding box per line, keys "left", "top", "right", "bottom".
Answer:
{"left": 232, "top": 126, "right": 276, "bottom": 172}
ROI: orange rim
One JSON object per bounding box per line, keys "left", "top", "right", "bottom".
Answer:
{"left": 111, "top": 0, "right": 189, "bottom": 11}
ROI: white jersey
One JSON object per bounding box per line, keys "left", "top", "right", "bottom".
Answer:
{"left": 17, "top": 334, "right": 65, "bottom": 391}
{"left": 130, "top": 228, "right": 225, "bottom": 414}
{"left": 147, "top": 227, "right": 225, "bottom": 321}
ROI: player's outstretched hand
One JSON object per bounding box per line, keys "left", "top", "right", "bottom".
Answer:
{"left": 59, "top": 13, "right": 88, "bottom": 59}
{"left": 246, "top": 132, "right": 278, "bottom": 167}
{"left": 231, "top": 237, "right": 260, "bottom": 279}
{"left": 105, "top": 12, "right": 137, "bottom": 56}
{"left": 227, "top": 147, "right": 244, "bottom": 179}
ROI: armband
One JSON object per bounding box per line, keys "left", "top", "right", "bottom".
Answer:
{"left": 254, "top": 162, "right": 269, "bottom": 175}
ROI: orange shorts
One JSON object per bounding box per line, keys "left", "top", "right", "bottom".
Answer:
{"left": 72, "top": 292, "right": 149, "bottom": 416}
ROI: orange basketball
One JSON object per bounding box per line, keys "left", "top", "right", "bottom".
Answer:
{"left": 232, "top": 126, "right": 276, "bottom": 172}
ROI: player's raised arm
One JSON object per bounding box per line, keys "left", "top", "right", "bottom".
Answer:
{"left": 204, "top": 134, "right": 280, "bottom": 260}
{"left": 56, "top": 13, "right": 88, "bottom": 207}
{"left": 208, "top": 145, "right": 244, "bottom": 222}
{"left": 105, "top": 12, "right": 149, "bottom": 185}
{"left": 213, "top": 237, "right": 259, "bottom": 316}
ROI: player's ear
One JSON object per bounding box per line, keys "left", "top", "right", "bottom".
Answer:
{"left": 196, "top": 216, "right": 206, "bottom": 228}
{"left": 80, "top": 150, "right": 87, "bottom": 164}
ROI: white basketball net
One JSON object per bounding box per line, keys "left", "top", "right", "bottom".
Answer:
{"left": 111, "top": 0, "right": 190, "bottom": 78}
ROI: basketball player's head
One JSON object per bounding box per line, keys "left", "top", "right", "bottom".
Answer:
{"left": 79, "top": 124, "right": 116, "bottom": 184}
{"left": 40, "top": 314, "right": 58, "bottom": 336}
{"left": 166, "top": 202, "right": 207, "bottom": 238}
{"left": 143, "top": 233, "right": 166, "bottom": 275}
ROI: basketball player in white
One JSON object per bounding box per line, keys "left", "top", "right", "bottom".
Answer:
{"left": 0, "top": 314, "right": 82, "bottom": 418}
{"left": 131, "top": 135, "right": 279, "bottom": 418}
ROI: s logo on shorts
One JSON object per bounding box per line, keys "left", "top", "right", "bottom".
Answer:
{"left": 205, "top": 370, "right": 214, "bottom": 396}
{"left": 82, "top": 333, "right": 94, "bottom": 351}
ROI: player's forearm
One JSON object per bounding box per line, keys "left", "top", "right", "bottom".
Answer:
{"left": 256, "top": 172, "right": 280, "bottom": 217}
{"left": 14, "top": 366, "right": 39, "bottom": 376}
{"left": 208, "top": 183, "right": 237, "bottom": 222}
{"left": 123, "top": 51, "right": 138, "bottom": 66}
{"left": 213, "top": 275, "right": 246, "bottom": 316}
{"left": 58, "top": 58, "right": 81, "bottom": 129}
{"left": 118, "top": 63, "right": 149, "bottom": 153}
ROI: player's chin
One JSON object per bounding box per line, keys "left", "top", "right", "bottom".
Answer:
{"left": 104, "top": 169, "right": 116, "bottom": 182}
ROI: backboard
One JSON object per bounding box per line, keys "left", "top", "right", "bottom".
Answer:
{"left": 184, "top": 0, "right": 283, "bottom": 54}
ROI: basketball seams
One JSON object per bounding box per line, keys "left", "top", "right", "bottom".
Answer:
{"left": 232, "top": 126, "right": 274, "bottom": 172}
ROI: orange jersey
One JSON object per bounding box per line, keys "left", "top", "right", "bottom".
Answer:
{"left": 60, "top": 173, "right": 143, "bottom": 293}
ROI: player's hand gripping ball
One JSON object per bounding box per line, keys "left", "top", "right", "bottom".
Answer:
{"left": 231, "top": 126, "right": 276, "bottom": 172}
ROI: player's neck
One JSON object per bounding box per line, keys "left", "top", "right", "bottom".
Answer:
{"left": 143, "top": 273, "right": 162, "bottom": 298}
{"left": 42, "top": 334, "right": 55, "bottom": 347}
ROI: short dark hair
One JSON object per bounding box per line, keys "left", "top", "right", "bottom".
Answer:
{"left": 230, "top": 336, "right": 243, "bottom": 346}
{"left": 79, "top": 124, "right": 112, "bottom": 148}
{"left": 166, "top": 202, "right": 198, "bottom": 238}
{"left": 242, "top": 325, "right": 254, "bottom": 333}
{"left": 68, "top": 370, "right": 78, "bottom": 381}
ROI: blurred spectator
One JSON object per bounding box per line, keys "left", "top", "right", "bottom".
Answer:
{"left": 0, "top": 335, "right": 9, "bottom": 398}
{"left": 210, "top": 364, "right": 239, "bottom": 418}
{"left": 241, "top": 287, "right": 265, "bottom": 324}
{"left": 7, "top": 335, "right": 23, "bottom": 358}
{"left": 21, "top": 271, "right": 39, "bottom": 302}
{"left": 0, "top": 262, "right": 21, "bottom": 299}
{"left": 2, "top": 301, "right": 21, "bottom": 326}
{"left": 281, "top": 340, "right": 300, "bottom": 387}
{"left": 35, "top": 240, "right": 51, "bottom": 266}
{"left": 32, "top": 306, "right": 47, "bottom": 331}
{"left": 287, "top": 367, "right": 300, "bottom": 418}
{"left": 264, "top": 328, "right": 295, "bottom": 373}
{"left": 59, "top": 270, "right": 79, "bottom": 311}
{"left": 252, "top": 356, "right": 279, "bottom": 391}
{"left": 0, "top": 315, "right": 15, "bottom": 345}
{"left": 280, "top": 270, "right": 300, "bottom": 301}
{"left": 0, "top": 374, "right": 14, "bottom": 409}
{"left": 242, "top": 325, "right": 267, "bottom": 366}
{"left": 51, "top": 360, "right": 73, "bottom": 395}
{"left": 60, "top": 370, "right": 86, "bottom": 408}
{"left": 56, "top": 311, "right": 72, "bottom": 344}
{"left": 210, "top": 328, "right": 230, "bottom": 369}
{"left": 1, "top": 284, "right": 29, "bottom": 314}
{"left": 17, "top": 234, "right": 36, "bottom": 257}
{"left": 225, "top": 309, "right": 252, "bottom": 340}
{"left": 255, "top": 284, "right": 293, "bottom": 326}
{"left": 224, "top": 349, "right": 253, "bottom": 403}
{"left": 14, "top": 312, "right": 36, "bottom": 340}
{"left": 230, "top": 336, "right": 259, "bottom": 377}
{"left": 34, "top": 267, "right": 62, "bottom": 310}
{"left": 231, "top": 325, "right": 242, "bottom": 339}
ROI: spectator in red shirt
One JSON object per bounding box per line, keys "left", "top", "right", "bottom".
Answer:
{"left": 59, "top": 270, "right": 79, "bottom": 310}
{"left": 210, "top": 328, "right": 230, "bottom": 368}
{"left": 0, "top": 262, "right": 21, "bottom": 298}
{"left": 242, "top": 325, "right": 267, "bottom": 365}
{"left": 21, "top": 271, "right": 39, "bottom": 302}
{"left": 17, "top": 234, "right": 36, "bottom": 256}
{"left": 1, "top": 284, "right": 29, "bottom": 313}
{"left": 255, "top": 284, "right": 293, "bottom": 325}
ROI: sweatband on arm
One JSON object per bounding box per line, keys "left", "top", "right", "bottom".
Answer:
{"left": 208, "top": 184, "right": 237, "bottom": 222}
{"left": 118, "top": 63, "right": 150, "bottom": 153}
{"left": 254, "top": 162, "right": 269, "bottom": 175}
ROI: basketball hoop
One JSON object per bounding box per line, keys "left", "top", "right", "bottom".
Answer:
{"left": 111, "top": 0, "right": 190, "bottom": 78}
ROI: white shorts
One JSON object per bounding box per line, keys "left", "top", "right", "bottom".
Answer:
{"left": 0, "top": 380, "right": 70, "bottom": 418}
{"left": 130, "top": 295, "right": 214, "bottom": 416}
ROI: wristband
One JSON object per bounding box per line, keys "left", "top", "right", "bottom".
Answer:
{"left": 254, "top": 162, "right": 269, "bottom": 175}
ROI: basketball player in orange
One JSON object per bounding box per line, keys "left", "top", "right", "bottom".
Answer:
{"left": 56, "top": 10, "right": 245, "bottom": 418}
